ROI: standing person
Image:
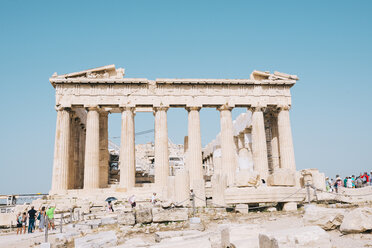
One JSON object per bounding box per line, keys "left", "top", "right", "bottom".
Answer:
{"left": 38, "top": 206, "right": 46, "bottom": 232}
{"left": 351, "top": 175, "right": 356, "bottom": 188}
{"left": 16, "top": 212, "right": 22, "bottom": 235}
{"left": 361, "top": 172, "right": 370, "bottom": 186}
{"left": 346, "top": 177, "right": 353, "bottom": 188}
{"left": 21, "top": 212, "right": 27, "bottom": 234}
{"left": 46, "top": 205, "right": 56, "bottom": 230}
{"left": 343, "top": 177, "right": 348, "bottom": 187}
{"left": 27, "top": 206, "right": 37, "bottom": 233}
{"left": 334, "top": 175, "right": 342, "bottom": 193}
{"left": 128, "top": 195, "right": 136, "bottom": 208}
{"left": 107, "top": 201, "right": 114, "bottom": 212}
{"left": 151, "top": 193, "right": 157, "bottom": 205}
{"left": 370, "top": 171, "right": 372, "bottom": 186}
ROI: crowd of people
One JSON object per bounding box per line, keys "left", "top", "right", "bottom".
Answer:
{"left": 16, "top": 205, "right": 56, "bottom": 235}
{"left": 326, "top": 171, "right": 371, "bottom": 193}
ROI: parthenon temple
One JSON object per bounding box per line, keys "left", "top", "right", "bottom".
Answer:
{"left": 49, "top": 64, "right": 307, "bottom": 206}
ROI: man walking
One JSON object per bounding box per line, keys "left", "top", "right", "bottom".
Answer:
{"left": 27, "top": 206, "right": 37, "bottom": 233}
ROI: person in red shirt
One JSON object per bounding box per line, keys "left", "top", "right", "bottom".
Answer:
{"left": 360, "top": 172, "right": 370, "bottom": 185}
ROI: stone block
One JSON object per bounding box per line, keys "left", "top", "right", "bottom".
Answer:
{"left": 340, "top": 207, "right": 372, "bottom": 233}
{"left": 38, "top": 243, "right": 51, "bottom": 248}
{"left": 234, "top": 170, "right": 260, "bottom": 187}
{"left": 101, "top": 216, "right": 117, "bottom": 225}
{"left": 75, "top": 231, "right": 117, "bottom": 248}
{"left": 118, "top": 212, "right": 135, "bottom": 225}
{"left": 235, "top": 204, "right": 249, "bottom": 214}
{"left": 152, "top": 237, "right": 211, "bottom": 248}
{"left": 155, "top": 230, "right": 202, "bottom": 242}
{"left": 152, "top": 208, "right": 188, "bottom": 223}
{"left": 135, "top": 208, "right": 152, "bottom": 224}
{"left": 282, "top": 202, "right": 297, "bottom": 212}
{"left": 303, "top": 204, "right": 345, "bottom": 230}
{"left": 267, "top": 168, "right": 295, "bottom": 186}
{"left": 259, "top": 226, "right": 331, "bottom": 248}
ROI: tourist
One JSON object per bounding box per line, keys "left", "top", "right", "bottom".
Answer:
{"left": 27, "top": 206, "right": 37, "bottom": 233}
{"left": 346, "top": 177, "right": 353, "bottom": 188}
{"left": 16, "top": 212, "right": 22, "bottom": 235}
{"left": 46, "top": 205, "right": 56, "bottom": 230}
{"left": 361, "top": 172, "right": 369, "bottom": 186}
{"left": 38, "top": 206, "right": 46, "bottom": 232}
{"left": 370, "top": 171, "right": 372, "bottom": 186}
{"left": 151, "top": 193, "right": 157, "bottom": 205}
{"left": 334, "top": 175, "right": 342, "bottom": 193}
{"left": 21, "top": 212, "right": 27, "bottom": 234}
{"left": 355, "top": 176, "right": 363, "bottom": 188}
{"left": 351, "top": 175, "right": 356, "bottom": 188}
{"left": 325, "top": 177, "right": 332, "bottom": 192}
{"left": 128, "top": 195, "right": 136, "bottom": 208}
{"left": 107, "top": 201, "right": 114, "bottom": 212}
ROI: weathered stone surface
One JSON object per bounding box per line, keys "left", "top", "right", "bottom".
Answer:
{"left": 155, "top": 230, "right": 203, "bottom": 242}
{"left": 259, "top": 226, "right": 331, "bottom": 248}
{"left": 135, "top": 208, "right": 152, "bottom": 224}
{"left": 282, "top": 202, "right": 297, "bottom": 212}
{"left": 153, "top": 237, "right": 212, "bottom": 248}
{"left": 303, "top": 205, "right": 345, "bottom": 230}
{"left": 152, "top": 208, "right": 188, "bottom": 223}
{"left": 234, "top": 170, "right": 260, "bottom": 187}
{"left": 117, "top": 212, "right": 135, "bottom": 225}
{"left": 101, "top": 216, "right": 117, "bottom": 225}
{"left": 75, "top": 231, "right": 117, "bottom": 248}
{"left": 340, "top": 207, "right": 372, "bottom": 233}
{"left": 267, "top": 168, "right": 295, "bottom": 186}
{"left": 235, "top": 204, "right": 249, "bottom": 214}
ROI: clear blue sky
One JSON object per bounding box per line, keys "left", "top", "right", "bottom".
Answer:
{"left": 0, "top": 1, "right": 371, "bottom": 194}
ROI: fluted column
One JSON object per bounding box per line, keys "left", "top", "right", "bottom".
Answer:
{"left": 187, "top": 107, "right": 204, "bottom": 187}
{"left": 99, "top": 111, "right": 109, "bottom": 188}
{"left": 83, "top": 107, "right": 100, "bottom": 189}
{"left": 270, "top": 115, "right": 280, "bottom": 170}
{"left": 119, "top": 107, "right": 135, "bottom": 190}
{"left": 77, "top": 124, "right": 86, "bottom": 189}
{"left": 51, "top": 107, "right": 71, "bottom": 193}
{"left": 218, "top": 105, "right": 237, "bottom": 186}
{"left": 250, "top": 106, "right": 269, "bottom": 180}
{"left": 277, "top": 105, "right": 296, "bottom": 171}
{"left": 237, "top": 132, "right": 250, "bottom": 171}
{"left": 154, "top": 107, "right": 169, "bottom": 187}
{"left": 70, "top": 116, "right": 81, "bottom": 189}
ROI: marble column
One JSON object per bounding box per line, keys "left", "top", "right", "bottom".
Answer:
{"left": 51, "top": 108, "right": 71, "bottom": 193}
{"left": 99, "top": 111, "right": 109, "bottom": 188}
{"left": 237, "top": 132, "right": 250, "bottom": 171}
{"left": 186, "top": 107, "right": 204, "bottom": 187}
{"left": 71, "top": 116, "right": 81, "bottom": 189}
{"left": 270, "top": 115, "right": 280, "bottom": 170}
{"left": 250, "top": 106, "right": 269, "bottom": 180}
{"left": 277, "top": 105, "right": 296, "bottom": 171}
{"left": 154, "top": 107, "right": 169, "bottom": 187}
{"left": 77, "top": 124, "right": 86, "bottom": 189}
{"left": 83, "top": 107, "right": 100, "bottom": 189}
{"left": 218, "top": 105, "right": 237, "bottom": 186}
{"left": 119, "top": 107, "right": 135, "bottom": 190}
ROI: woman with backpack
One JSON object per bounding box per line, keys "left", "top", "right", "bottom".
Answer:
{"left": 16, "top": 212, "right": 22, "bottom": 234}
{"left": 38, "top": 206, "right": 46, "bottom": 232}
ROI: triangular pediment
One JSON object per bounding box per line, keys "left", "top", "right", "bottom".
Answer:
{"left": 51, "top": 64, "right": 125, "bottom": 79}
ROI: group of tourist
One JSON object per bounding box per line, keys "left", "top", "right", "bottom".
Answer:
{"left": 16, "top": 205, "right": 56, "bottom": 235}
{"left": 326, "top": 172, "right": 371, "bottom": 193}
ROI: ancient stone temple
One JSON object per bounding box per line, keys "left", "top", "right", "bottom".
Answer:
{"left": 49, "top": 65, "right": 303, "bottom": 206}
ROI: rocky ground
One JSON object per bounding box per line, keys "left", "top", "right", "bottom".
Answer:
{"left": 0, "top": 202, "right": 372, "bottom": 248}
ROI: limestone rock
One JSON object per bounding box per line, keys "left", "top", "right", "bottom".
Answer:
{"left": 153, "top": 237, "right": 211, "bottom": 248}
{"left": 235, "top": 204, "right": 249, "bottom": 214}
{"left": 117, "top": 212, "right": 135, "bottom": 225}
{"left": 234, "top": 170, "right": 260, "bottom": 187}
{"left": 259, "top": 226, "right": 331, "bottom": 248}
{"left": 340, "top": 207, "right": 372, "bottom": 233}
{"left": 154, "top": 230, "right": 203, "bottom": 242}
{"left": 135, "top": 208, "right": 152, "bottom": 224}
{"left": 75, "top": 231, "right": 117, "bottom": 248}
{"left": 101, "top": 216, "right": 117, "bottom": 225}
{"left": 282, "top": 202, "right": 297, "bottom": 212}
{"left": 303, "top": 204, "right": 345, "bottom": 230}
{"left": 152, "top": 208, "right": 188, "bottom": 223}
{"left": 267, "top": 168, "right": 295, "bottom": 186}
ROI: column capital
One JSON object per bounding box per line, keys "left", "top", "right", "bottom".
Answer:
{"left": 277, "top": 104, "right": 291, "bottom": 111}
{"left": 248, "top": 105, "right": 266, "bottom": 112}
{"left": 119, "top": 106, "right": 135, "bottom": 112}
{"left": 217, "top": 104, "right": 233, "bottom": 112}
{"left": 154, "top": 106, "right": 169, "bottom": 112}
{"left": 55, "top": 106, "right": 71, "bottom": 112}
{"left": 186, "top": 106, "right": 201, "bottom": 112}
{"left": 84, "top": 105, "right": 99, "bottom": 112}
